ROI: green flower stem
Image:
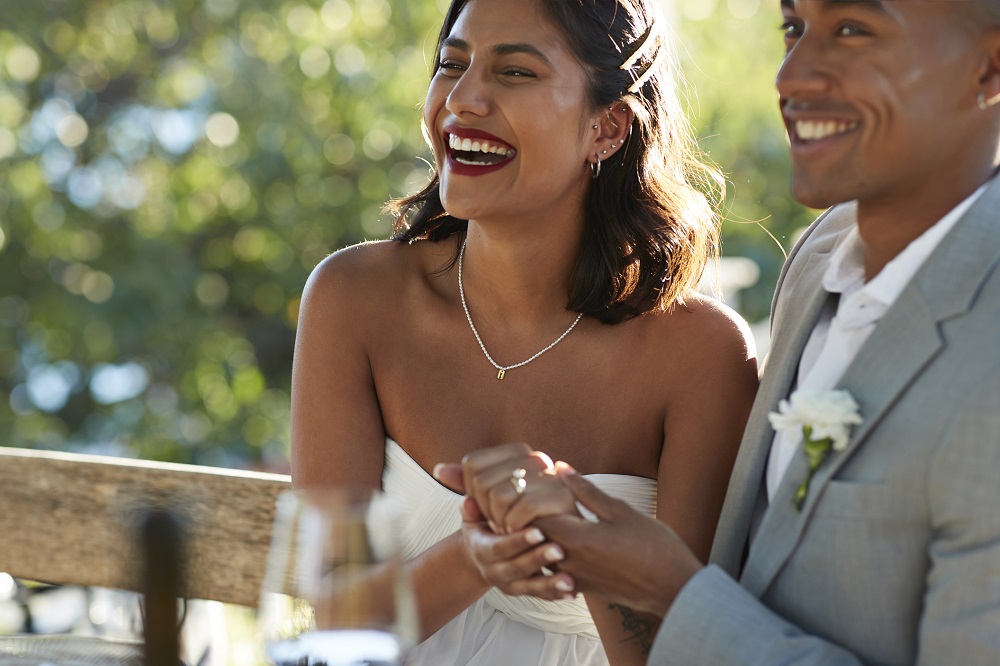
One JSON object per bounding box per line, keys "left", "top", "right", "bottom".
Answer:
{"left": 793, "top": 426, "right": 834, "bottom": 512}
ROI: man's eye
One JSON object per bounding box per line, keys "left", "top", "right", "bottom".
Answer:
{"left": 836, "top": 23, "right": 868, "bottom": 37}
{"left": 780, "top": 20, "right": 802, "bottom": 39}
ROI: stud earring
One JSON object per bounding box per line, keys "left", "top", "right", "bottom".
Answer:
{"left": 592, "top": 125, "right": 599, "bottom": 130}
{"left": 978, "top": 92, "right": 988, "bottom": 111}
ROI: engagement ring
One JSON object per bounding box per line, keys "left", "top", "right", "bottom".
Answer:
{"left": 510, "top": 468, "right": 527, "bottom": 496}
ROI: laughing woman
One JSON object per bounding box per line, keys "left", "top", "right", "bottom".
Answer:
{"left": 290, "top": 0, "right": 758, "bottom": 664}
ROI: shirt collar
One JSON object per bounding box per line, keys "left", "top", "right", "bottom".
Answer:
{"left": 822, "top": 181, "right": 992, "bottom": 304}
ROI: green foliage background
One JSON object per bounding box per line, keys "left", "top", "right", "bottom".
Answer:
{"left": 0, "top": 0, "right": 816, "bottom": 469}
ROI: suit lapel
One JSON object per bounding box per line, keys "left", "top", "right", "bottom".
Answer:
{"left": 711, "top": 251, "right": 835, "bottom": 576}
{"left": 741, "top": 177, "right": 1000, "bottom": 597}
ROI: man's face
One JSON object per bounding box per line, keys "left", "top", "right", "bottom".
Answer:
{"left": 777, "top": 0, "right": 987, "bottom": 210}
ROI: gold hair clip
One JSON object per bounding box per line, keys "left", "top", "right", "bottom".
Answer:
{"left": 619, "top": 24, "right": 657, "bottom": 72}
{"left": 626, "top": 46, "right": 665, "bottom": 93}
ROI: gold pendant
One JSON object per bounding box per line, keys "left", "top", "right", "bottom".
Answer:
{"left": 497, "top": 369, "right": 505, "bottom": 380}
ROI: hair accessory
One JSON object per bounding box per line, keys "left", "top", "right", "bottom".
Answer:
{"left": 590, "top": 155, "right": 601, "bottom": 179}
{"left": 626, "top": 47, "right": 665, "bottom": 94}
{"left": 458, "top": 239, "right": 584, "bottom": 381}
{"left": 510, "top": 468, "right": 527, "bottom": 495}
{"left": 619, "top": 24, "right": 657, "bottom": 72}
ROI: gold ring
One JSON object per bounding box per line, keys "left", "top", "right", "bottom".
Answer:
{"left": 510, "top": 468, "right": 527, "bottom": 496}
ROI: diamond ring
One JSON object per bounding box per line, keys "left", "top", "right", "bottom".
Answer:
{"left": 510, "top": 468, "right": 527, "bottom": 496}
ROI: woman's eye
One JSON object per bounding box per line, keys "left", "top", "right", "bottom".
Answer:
{"left": 501, "top": 68, "right": 535, "bottom": 79}
{"left": 437, "top": 60, "right": 466, "bottom": 76}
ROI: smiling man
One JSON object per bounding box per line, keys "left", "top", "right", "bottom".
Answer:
{"left": 445, "top": 0, "right": 1000, "bottom": 663}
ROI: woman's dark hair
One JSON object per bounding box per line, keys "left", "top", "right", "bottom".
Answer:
{"left": 389, "top": 0, "right": 724, "bottom": 325}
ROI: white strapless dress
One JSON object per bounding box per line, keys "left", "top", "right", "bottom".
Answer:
{"left": 381, "top": 438, "right": 657, "bottom": 666}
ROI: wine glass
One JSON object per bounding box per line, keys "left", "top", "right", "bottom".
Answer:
{"left": 256, "top": 487, "right": 418, "bottom": 666}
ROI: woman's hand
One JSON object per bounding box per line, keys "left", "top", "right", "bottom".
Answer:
{"left": 457, "top": 495, "right": 577, "bottom": 601}
{"left": 435, "top": 443, "right": 580, "bottom": 533}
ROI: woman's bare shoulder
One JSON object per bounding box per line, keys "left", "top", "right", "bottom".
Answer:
{"left": 651, "top": 291, "right": 757, "bottom": 365}
{"left": 303, "top": 238, "right": 454, "bottom": 305}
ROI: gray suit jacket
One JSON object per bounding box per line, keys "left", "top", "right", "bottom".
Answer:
{"left": 651, "top": 178, "right": 1000, "bottom": 665}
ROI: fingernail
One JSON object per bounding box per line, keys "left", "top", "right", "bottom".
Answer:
{"left": 555, "top": 461, "right": 578, "bottom": 476}
{"left": 432, "top": 463, "right": 444, "bottom": 479}
{"left": 544, "top": 545, "right": 564, "bottom": 563}
{"left": 526, "top": 528, "right": 545, "bottom": 545}
{"left": 488, "top": 520, "right": 499, "bottom": 533}
{"left": 555, "top": 577, "right": 574, "bottom": 592}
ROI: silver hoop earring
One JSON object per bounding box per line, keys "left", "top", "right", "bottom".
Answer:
{"left": 978, "top": 92, "right": 988, "bottom": 111}
{"left": 590, "top": 155, "right": 601, "bottom": 179}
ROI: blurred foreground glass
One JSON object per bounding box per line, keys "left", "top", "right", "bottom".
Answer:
{"left": 256, "top": 488, "right": 418, "bottom": 666}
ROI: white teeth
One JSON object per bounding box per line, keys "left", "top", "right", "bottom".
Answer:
{"left": 455, "top": 156, "right": 494, "bottom": 166}
{"left": 795, "top": 120, "right": 858, "bottom": 141}
{"left": 447, "top": 134, "right": 515, "bottom": 157}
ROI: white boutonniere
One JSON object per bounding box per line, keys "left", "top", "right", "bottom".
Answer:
{"left": 768, "top": 389, "right": 863, "bottom": 511}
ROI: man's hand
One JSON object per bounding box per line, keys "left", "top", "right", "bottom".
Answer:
{"left": 532, "top": 468, "right": 704, "bottom": 617}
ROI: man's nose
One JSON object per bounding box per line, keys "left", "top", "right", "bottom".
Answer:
{"left": 775, "top": 31, "right": 834, "bottom": 100}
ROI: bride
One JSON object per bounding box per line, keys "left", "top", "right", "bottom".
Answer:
{"left": 289, "top": 0, "right": 758, "bottom": 663}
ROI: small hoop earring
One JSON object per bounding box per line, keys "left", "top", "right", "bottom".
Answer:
{"left": 978, "top": 92, "right": 988, "bottom": 111}
{"left": 590, "top": 155, "right": 601, "bottom": 179}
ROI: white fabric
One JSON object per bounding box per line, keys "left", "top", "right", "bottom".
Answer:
{"left": 765, "top": 185, "right": 989, "bottom": 500}
{"left": 381, "top": 438, "right": 657, "bottom": 666}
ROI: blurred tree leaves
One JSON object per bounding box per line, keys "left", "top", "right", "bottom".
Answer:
{"left": 0, "top": 0, "right": 445, "bottom": 467}
{"left": 0, "top": 0, "right": 814, "bottom": 468}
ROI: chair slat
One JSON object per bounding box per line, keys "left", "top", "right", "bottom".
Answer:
{"left": 0, "top": 447, "right": 291, "bottom": 608}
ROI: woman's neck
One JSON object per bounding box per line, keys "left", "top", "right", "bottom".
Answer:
{"left": 460, "top": 216, "right": 583, "bottom": 327}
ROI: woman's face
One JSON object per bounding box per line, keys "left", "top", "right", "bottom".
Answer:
{"left": 424, "top": 0, "right": 598, "bottom": 224}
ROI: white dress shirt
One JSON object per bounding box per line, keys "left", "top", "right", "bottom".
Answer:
{"left": 765, "top": 184, "right": 990, "bottom": 501}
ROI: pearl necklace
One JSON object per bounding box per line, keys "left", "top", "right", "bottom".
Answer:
{"left": 458, "top": 238, "right": 583, "bottom": 380}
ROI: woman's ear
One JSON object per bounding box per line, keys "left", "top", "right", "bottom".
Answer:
{"left": 589, "top": 102, "right": 635, "bottom": 161}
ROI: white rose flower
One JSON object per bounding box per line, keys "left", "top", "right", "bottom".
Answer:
{"left": 768, "top": 388, "right": 862, "bottom": 510}
{"left": 768, "top": 388, "right": 863, "bottom": 451}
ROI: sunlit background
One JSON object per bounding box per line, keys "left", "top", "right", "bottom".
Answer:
{"left": 0, "top": 0, "right": 813, "bottom": 470}
{"left": 0, "top": 0, "right": 815, "bottom": 462}
{"left": 0, "top": 0, "right": 818, "bottom": 659}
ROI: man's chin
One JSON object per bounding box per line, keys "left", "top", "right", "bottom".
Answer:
{"left": 791, "top": 180, "right": 851, "bottom": 211}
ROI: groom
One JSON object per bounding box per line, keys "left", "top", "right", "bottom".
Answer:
{"left": 443, "top": 0, "right": 1000, "bottom": 663}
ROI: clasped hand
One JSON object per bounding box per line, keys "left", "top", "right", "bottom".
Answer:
{"left": 433, "top": 443, "right": 701, "bottom": 617}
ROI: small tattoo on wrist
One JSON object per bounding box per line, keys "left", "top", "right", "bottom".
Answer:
{"left": 609, "top": 603, "right": 655, "bottom": 655}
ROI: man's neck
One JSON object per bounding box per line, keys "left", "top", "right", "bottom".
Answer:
{"left": 856, "top": 171, "right": 995, "bottom": 280}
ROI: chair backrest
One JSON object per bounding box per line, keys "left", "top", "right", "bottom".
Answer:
{"left": 0, "top": 446, "right": 291, "bottom": 608}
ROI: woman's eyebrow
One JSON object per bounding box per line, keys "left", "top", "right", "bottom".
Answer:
{"left": 441, "top": 37, "right": 553, "bottom": 66}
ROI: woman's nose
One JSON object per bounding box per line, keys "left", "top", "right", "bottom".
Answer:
{"left": 446, "top": 66, "right": 492, "bottom": 118}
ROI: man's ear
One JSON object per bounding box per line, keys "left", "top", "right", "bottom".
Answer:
{"left": 977, "top": 27, "right": 1000, "bottom": 107}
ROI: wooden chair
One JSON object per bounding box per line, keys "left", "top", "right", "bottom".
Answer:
{"left": 0, "top": 446, "right": 291, "bottom": 609}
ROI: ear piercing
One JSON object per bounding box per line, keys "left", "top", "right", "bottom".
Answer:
{"left": 590, "top": 154, "right": 602, "bottom": 179}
